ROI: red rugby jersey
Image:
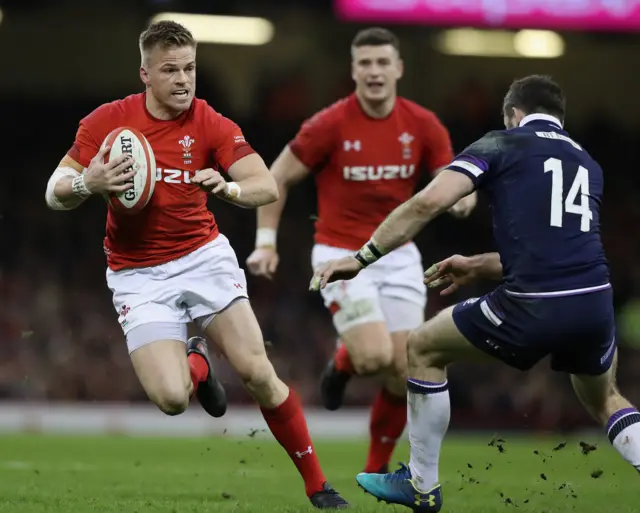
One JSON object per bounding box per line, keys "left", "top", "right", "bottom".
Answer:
{"left": 289, "top": 94, "right": 453, "bottom": 249}
{"left": 68, "top": 93, "right": 254, "bottom": 270}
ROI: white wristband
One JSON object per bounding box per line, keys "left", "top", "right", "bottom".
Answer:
{"left": 71, "top": 175, "right": 91, "bottom": 199}
{"left": 224, "top": 182, "right": 241, "bottom": 200}
{"left": 256, "top": 228, "right": 277, "bottom": 248}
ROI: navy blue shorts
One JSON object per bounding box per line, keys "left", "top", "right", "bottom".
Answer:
{"left": 452, "top": 286, "right": 616, "bottom": 375}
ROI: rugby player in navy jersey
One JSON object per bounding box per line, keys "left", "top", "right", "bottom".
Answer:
{"left": 311, "top": 75, "right": 640, "bottom": 511}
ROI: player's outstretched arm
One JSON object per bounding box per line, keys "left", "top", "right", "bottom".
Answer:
{"left": 246, "top": 147, "right": 310, "bottom": 278}
{"left": 45, "top": 147, "right": 135, "bottom": 211}
{"left": 309, "top": 170, "right": 475, "bottom": 291}
{"left": 431, "top": 167, "right": 477, "bottom": 219}
{"left": 364, "top": 170, "right": 474, "bottom": 260}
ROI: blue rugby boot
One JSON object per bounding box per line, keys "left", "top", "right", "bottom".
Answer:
{"left": 356, "top": 463, "right": 442, "bottom": 512}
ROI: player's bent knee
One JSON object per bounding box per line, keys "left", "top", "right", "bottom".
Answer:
{"left": 352, "top": 351, "right": 392, "bottom": 375}
{"left": 341, "top": 323, "right": 394, "bottom": 375}
{"left": 406, "top": 328, "right": 448, "bottom": 369}
{"left": 347, "top": 334, "right": 393, "bottom": 374}
{"left": 151, "top": 386, "right": 190, "bottom": 416}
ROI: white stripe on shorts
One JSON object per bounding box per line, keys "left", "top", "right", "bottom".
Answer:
{"left": 480, "top": 300, "right": 502, "bottom": 327}
{"left": 505, "top": 283, "right": 611, "bottom": 298}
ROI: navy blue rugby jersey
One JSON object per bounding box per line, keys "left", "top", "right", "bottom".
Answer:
{"left": 448, "top": 114, "right": 609, "bottom": 294}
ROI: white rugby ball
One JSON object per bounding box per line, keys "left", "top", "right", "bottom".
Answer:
{"left": 102, "top": 127, "right": 156, "bottom": 214}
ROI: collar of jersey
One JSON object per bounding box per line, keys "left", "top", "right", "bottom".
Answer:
{"left": 519, "top": 113, "right": 563, "bottom": 128}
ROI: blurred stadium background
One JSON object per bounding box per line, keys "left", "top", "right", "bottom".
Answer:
{"left": 1, "top": 0, "right": 640, "bottom": 438}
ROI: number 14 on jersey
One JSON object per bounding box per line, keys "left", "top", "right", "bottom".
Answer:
{"left": 544, "top": 157, "right": 593, "bottom": 233}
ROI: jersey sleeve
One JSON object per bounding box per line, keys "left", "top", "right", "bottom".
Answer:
{"left": 66, "top": 104, "right": 116, "bottom": 168}
{"left": 447, "top": 131, "right": 502, "bottom": 189}
{"left": 421, "top": 112, "right": 455, "bottom": 175}
{"left": 288, "top": 109, "right": 337, "bottom": 169}
{"left": 209, "top": 110, "right": 255, "bottom": 171}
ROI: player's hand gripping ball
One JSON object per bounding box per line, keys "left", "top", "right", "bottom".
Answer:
{"left": 100, "top": 127, "right": 156, "bottom": 214}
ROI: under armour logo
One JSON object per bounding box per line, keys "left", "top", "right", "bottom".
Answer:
{"left": 343, "top": 140, "right": 361, "bottom": 152}
{"left": 294, "top": 446, "right": 313, "bottom": 459}
{"left": 414, "top": 494, "right": 436, "bottom": 507}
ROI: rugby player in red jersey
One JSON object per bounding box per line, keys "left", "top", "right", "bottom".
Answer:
{"left": 44, "top": 20, "right": 347, "bottom": 509}
{"left": 247, "top": 27, "right": 476, "bottom": 473}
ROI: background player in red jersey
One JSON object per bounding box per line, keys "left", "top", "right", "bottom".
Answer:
{"left": 43, "top": 21, "right": 347, "bottom": 509}
{"left": 247, "top": 27, "right": 476, "bottom": 473}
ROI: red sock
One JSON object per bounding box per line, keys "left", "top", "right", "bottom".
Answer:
{"left": 261, "top": 389, "right": 326, "bottom": 497}
{"left": 334, "top": 341, "right": 355, "bottom": 374}
{"left": 364, "top": 388, "right": 407, "bottom": 473}
{"left": 188, "top": 353, "right": 208, "bottom": 394}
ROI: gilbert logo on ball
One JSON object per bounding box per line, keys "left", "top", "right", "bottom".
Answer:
{"left": 102, "top": 127, "right": 156, "bottom": 214}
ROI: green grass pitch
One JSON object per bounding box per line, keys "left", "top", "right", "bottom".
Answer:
{"left": 0, "top": 433, "right": 635, "bottom": 512}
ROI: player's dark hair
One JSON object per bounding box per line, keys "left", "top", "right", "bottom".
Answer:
{"left": 503, "top": 75, "right": 566, "bottom": 123}
{"left": 139, "top": 20, "right": 196, "bottom": 57}
{"left": 351, "top": 27, "right": 400, "bottom": 53}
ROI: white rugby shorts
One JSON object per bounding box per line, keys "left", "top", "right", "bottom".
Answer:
{"left": 106, "top": 234, "right": 248, "bottom": 353}
{"left": 311, "top": 242, "right": 426, "bottom": 334}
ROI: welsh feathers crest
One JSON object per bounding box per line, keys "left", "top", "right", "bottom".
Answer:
{"left": 179, "top": 135, "right": 195, "bottom": 151}
{"left": 179, "top": 135, "right": 195, "bottom": 162}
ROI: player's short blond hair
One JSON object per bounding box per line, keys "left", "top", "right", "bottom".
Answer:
{"left": 139, "top": 21, "right": 196, "bottom": 65}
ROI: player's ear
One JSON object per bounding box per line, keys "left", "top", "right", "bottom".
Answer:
{"left": 503, "top": 107, "right": 517, "bottom": 129}
{"left": 512, "top": 108, "right": 526, "bottom": 125}
{"left": 140, "top": 66, "right": 150, "bottom": 87}
{"left": 396, "top": 58, "right": 404, "bottom": 79}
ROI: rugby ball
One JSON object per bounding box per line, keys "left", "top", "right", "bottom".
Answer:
{"left": 102, "top": 127, "right": 156, "bottom": 214}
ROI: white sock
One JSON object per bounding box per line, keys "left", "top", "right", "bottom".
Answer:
{"left": 407, "top": 378, "right": 450, "bottom": 491}
{"left": 607, "top": 408, "right": 640, "bottom": 470}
